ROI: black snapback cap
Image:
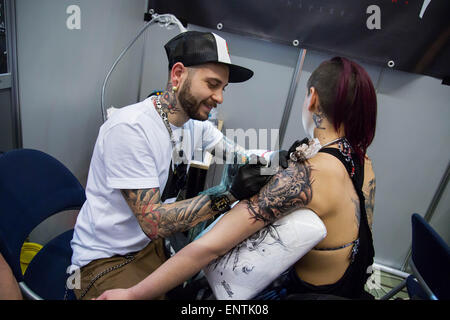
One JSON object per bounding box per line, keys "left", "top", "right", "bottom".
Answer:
{"left": 164, "top": 31, "right": 254, "bottom": 83}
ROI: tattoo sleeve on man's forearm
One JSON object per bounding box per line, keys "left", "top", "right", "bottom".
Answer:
{"left": 210, "top": 135, "right": 249, "bottom": 164}
{"left": 156, "top": 194, "right": 215, "bottom": 238}
{"left": 121, "top": 189, "right": 217, "bottom": 239}
{"left": 121, "top": 189, "right": 161, "bottom": 239}
{"left": 245, "top": 161, "right": 313, "bottom": 225}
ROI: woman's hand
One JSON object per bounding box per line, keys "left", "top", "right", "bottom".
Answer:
{"left": 95, "top": 288, "right": 136, "bottom": 300}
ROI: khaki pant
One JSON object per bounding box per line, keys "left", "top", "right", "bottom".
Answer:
{"left": 73, "top": 238, "right": 167, "bottom": 300}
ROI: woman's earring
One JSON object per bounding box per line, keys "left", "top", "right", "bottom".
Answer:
{"left": 172, "top": 86, "right": 178, "bottom": 93}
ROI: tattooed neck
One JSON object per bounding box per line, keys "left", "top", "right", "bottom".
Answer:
{"left": 155, "top": 89, "right": 189, "bottom": 127}
{"left": 159, "top": 90, "right": 180, "bottom": 115}
{"left": 312, "top": 112, "right": 326, "bottom": 130}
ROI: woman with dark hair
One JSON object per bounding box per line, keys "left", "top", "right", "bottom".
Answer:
{"left": 96, "top": 57, "right": 378, "bottom": 300}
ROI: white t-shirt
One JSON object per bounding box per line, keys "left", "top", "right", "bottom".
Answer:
{"left": 70, "top": 96, "right": 223, "bottom": 268}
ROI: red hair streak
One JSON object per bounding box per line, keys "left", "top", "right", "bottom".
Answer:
{"left": 331, "top": 57, "right": 377, "bottom": 165}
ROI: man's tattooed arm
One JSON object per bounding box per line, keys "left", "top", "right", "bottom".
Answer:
{"left": 121, "top": 188, "right": 229, "bottom": 240}
{"left": 209, "top": 135, "right": 249, "bottom": 164}
{"left": 245, "top": 160, "right": 313, "bottom": 225}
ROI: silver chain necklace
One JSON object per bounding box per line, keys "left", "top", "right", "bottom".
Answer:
{"left": 320, "top": 136, "right": 346, "bottom": 149}
{"left": 155, "top": 96, "right": 186, "bottom": 166}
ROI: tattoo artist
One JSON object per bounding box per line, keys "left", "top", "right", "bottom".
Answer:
{"left": 70, "top": 31, "right": 289, "bottom": 300}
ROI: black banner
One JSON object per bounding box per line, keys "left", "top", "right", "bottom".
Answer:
{"left": 148, "top": 0, "right": 449, "bottom": 80}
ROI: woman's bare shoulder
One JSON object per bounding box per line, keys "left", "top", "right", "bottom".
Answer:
{"left": 308, "top": 151, "right": 348, "bottom": 179}
{"left": 305, "top": 152, "right": 349, "bottom": 215}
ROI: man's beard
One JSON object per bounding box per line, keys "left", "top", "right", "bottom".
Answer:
{"left": 178, "top": 77, "right": 214, "bottom": 121}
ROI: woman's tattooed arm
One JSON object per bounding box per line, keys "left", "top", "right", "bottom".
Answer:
{"left": 364, "top": 178, "right": 376, "bottom": 230}
{"left": 362, "top": 158, "right": 376, "bottom": 231}
{"left": 245, "top": 160, "right": 314, "bottom": 225}
{"left": 121, "top": 188, "right": 224, "bottom": 240}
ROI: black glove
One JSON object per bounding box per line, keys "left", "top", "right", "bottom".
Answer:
{"left": 266, "top": 138, "right": 309, "bottom": 171}
{"left": 268, "top": 150, "right": 289, "bottom": 170}
{"left": 229, "top": 155, "right": 272, "bottom": 200}
{"left": 288, "top": 138, "right": 310, "bottom": 154}
{"left": 284, "top": 137, "right": 310, "bottom": 162}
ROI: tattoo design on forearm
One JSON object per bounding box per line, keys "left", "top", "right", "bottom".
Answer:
{"left": 121, "top": 189, "right": 216, "bottom": 239}
{"left": 245, "top": 160, "right": 313, "bottom": 225}
{"left": 211, "top": 135, "right": 249, "bottom": 164}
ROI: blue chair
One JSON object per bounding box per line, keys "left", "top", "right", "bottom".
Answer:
{"left": 381, "top": 213, "right": 450, "bottom": 300}
{"left": 0, "top": 149, "right": 86, "bottom": 299}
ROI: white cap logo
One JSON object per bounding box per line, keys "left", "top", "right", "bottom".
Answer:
{"left": 212, "top": 33, "right": 232, "bottom": 64}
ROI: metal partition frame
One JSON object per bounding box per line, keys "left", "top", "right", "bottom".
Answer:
{"left": 278, "top": 48, "right": 307, "bottom": 148}
{"left": 4, "top": 0, "right": 21, "bottom": 149}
